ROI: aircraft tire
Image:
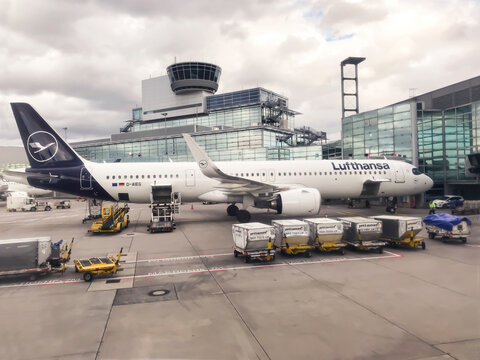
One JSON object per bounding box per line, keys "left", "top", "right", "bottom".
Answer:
{"left": 236, "top": 210, "right": 250, "bottom": 223}
{"left": 227, "top": 204, "right": 239, "bottom": 216}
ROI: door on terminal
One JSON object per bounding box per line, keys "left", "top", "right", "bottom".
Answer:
{"left": 185, "top": 169, "right": 195, "bottom": 187}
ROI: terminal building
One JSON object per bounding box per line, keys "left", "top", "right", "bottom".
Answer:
{"left": 341, "top": 76, "right": 480, "bottom": 199}
{"left": 73, "top": 62, "right": 329, "bottom": 164}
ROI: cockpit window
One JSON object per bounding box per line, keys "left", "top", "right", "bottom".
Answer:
{"left": 412, "top": 168, "right": 422, "bottom": 175}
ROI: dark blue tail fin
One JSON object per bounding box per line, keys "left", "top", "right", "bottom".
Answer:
{"left": 11, "top": 103, "right": 84, "bottom": 168}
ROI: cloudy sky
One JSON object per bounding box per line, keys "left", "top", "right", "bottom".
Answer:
{"left": 1, "top": 0, "right": 479, "bottom": 146}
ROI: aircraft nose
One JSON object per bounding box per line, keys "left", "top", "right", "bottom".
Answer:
{"left": 425, "top": 175, "right": 434, "bottom": 190}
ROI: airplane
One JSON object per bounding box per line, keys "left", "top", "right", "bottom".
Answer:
{"left": 0, "top": 177, "right": 52, "bottom": 198}
{"left": 7, "top": 103, "right": 433, "bottom": 222}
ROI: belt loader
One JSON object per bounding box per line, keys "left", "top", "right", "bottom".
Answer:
{"left": 89, "top": 204, "right": 129, "bottom": 233}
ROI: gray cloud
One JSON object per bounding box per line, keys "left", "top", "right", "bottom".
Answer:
{"left": 0, "top": 0, "right": 479, "bottom": 149}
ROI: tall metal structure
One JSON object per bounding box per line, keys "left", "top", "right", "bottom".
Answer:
{"left": 341, "top": 57, "right": 365, "bottom": 118}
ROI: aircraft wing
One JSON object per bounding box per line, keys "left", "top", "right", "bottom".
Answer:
{"left": 183, "top": 134, "right": 293, "bottom": 197}
{"left": 360, "top": 178, "right": 391, "bottom": 197}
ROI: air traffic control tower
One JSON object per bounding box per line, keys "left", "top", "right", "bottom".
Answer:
{"left": 73, "top": 61, "right": 332, "bottom": 163}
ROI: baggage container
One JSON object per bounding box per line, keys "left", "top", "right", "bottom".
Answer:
{"left": 232, "top": 223, "right": 275, "bottom": 262}
{"left": 372, "top": 215, "right": 425, "bottom": 249}
{"left": 304, "top": 218, "right": 346, "bottom": 254}
{"left": 337, "top": 217, "right": 385, "bottom": 253}
{"left": 271, "top": 219, "right": 314, "bottom": 256}
{"left": 0, "top": 237, "right": 52, "bottom": 272}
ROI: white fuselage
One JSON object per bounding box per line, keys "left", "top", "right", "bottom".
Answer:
{"left": 86, "top": 159, "right": 433, "bottom": 203}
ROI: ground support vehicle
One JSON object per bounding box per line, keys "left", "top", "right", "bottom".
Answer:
{"left": 272, "top": 219, "right": 314, "bottom": 257}
{"left": 304, "top": 218, "right": 346, "bottom": 255}
{"left": 424, "top": 213, "right": 471, "bottom": 243}
{"left": 373, "top": 215, "right": 426, "bottom": 250}
{"left": 338, "top": 217, "right": 386, "bottom": 253}
{"left": 0, "top": 237, "right": 73, "bottom": 279}
{"left": 6, "top": 192, "right": 35, "bottom": 212}
{"left": 82, "top": 199, "right": 102, "bottom": 223}
{"left": 451, "top": 200, "right": 480, "bottom": 215}
{"left": 232, "top": 223, "right": 276, "bottom": 263}
{"left": 147, "top": 185, "right": 180, "bottom": 233}
{"left": 88, "top": 204, "right": 129, "bottom": 233}
{"left": 34, "top": 200, "right": 52, "bottom": 211}
{"left": 55, "top": 200, "right": 71, "bottom": 209}
{"left": 74, "top": 248, "right": 123, "bottom": 282}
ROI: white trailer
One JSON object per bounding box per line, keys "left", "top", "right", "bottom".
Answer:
{"left": 304, "top": 218, "right": 347, "bottom": 254}
{"left": 232, "top": 223, "right": 276, "bottom": 262}
{"left": 6, "top": 192, "right": 35, "bottom": 212}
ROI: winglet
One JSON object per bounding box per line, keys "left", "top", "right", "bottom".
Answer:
{"left": 183, "top": 134, "right": 224, "bottom": 179}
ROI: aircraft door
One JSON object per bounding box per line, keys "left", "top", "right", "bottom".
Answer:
{"left": 185, "top": 169, "right": 195, "bottom": 187}
{"left": 394, "top": 164, "right": 405, "bottom": 183}
{"left": 80, "top": 167, "right": 93, "bottom": 190}
{"left": 267, "top": 169, "right": 275, "bottom": 182}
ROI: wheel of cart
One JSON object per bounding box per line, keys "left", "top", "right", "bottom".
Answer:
{"left": 422, "top": 241, "right": 426, "bottom": 249}
{"left": 233, "top": 250, "right": 239, "bottom": 257}
{"left": 243, "top": 255, "right": 250, "bottom": 263}
{"left": 83, "top": 272, "right": 93, "bottom": 282}
{"left": 428, "top": 232, "right": 435, "bottom": 239}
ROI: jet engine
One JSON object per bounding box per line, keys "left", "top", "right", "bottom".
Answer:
{"left": 270, "top": 188, "right": 321, "bottom": 216}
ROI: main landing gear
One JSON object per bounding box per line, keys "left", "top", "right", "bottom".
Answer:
{"left": 226, "top": 204, "right": 251, "bottom": 223}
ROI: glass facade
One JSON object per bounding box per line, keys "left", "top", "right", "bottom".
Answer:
{"left": 343, "top": 102, "right": 413, "bottom": 160}
{"left": 417, "top": 101, "right": 480, "bottom": 182}
{"left": 74, "top": 128, "right": 324, "bottom": 163}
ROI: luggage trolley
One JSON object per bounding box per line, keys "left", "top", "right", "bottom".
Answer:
{"left": 74, "top": 248, "right": 123, "bottom": 281}
{"left": 338, "top": 217, "right": 386, "bottom": 253}
{"left": 232, "top": 223, "right": 276, "bottom": 263}
{"left": 424, "top": 213, "right": 471, "bottom": 243}
{"left": 272, "top": 219, "right": 314, "bottom": 257}
{"left": 373, "top": 215, "right": 426, "bottom": 249}
{"left": 304, "top": 218, "right": 347, "bottom": 255}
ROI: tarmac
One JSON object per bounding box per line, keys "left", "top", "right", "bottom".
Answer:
{"left": 0, "top": 200, "right": 478, "bottom": 360}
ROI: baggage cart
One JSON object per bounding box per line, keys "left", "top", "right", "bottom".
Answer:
{"left": 0, "top": 237, "right": 73, "bottom": 279}
{"left": 424, "top": 213, "right": 471, "bottom": 243}
{"left": 232, "top": 223, "right": 276, "bottom": 263}
{"left": 73, "top": 248, "right": 123, "bottom": 281}
{"left": 373, "top": 215, "right": 426, "bottom": 249}
{"left": 338, "top": 217, "right": 386, "bottom": 253}
{"left": 89, "top": 204, "right": 129, "bottom": 233}
{"left": 304, "top": 218, "right": 347, "bottom": 254}
{"left": 272, "top": 219, "right": 314, "bottom": 257}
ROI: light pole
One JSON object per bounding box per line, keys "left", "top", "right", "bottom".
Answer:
{"left": 162, "top": 113, "right": 168, "bottom": 130}
{"left": 63, "top": 127, "right": 68, "bottom": 140}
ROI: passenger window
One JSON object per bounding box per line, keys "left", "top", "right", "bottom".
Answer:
{"left": 141, "top": 175, "right": 144, "bottom": 179}
{"left": 124, "top": 175, "right": 127, "bottom": 179}
{"left": 130, "top": 175, "right": 133, "bottom": 179}
{"left": 176, "top": 174, "right": 179, "bottom": 178}
{"left": 241, "top": 173, "right": 244, "bottom": 176}
{"left": 170, "top": 174, "right": 173, "bottom": 178}
{"left": 257, "top": 173, "right": 259, "bottom": 176}
{"left": 262, "top": 173, "right": 265, "bottom": 176}
{"left": 278, "top": 173, "right": 281, "bottom": 176}
{"left": 153, "top": 175, "right": 156, "bottom": 178}
{"left": 309, "top": 172, "right": 312, "bottom": 176}
{"left": 112, "top": 176, "right": 115, "bottom": 179}
{"left": 136, "top": 175, "right": 139, "bottom": 179}
{"left": 289, "top": 173, "right": 291, "bottom": 176}
{"left": 314, "top": 172, "right": 317, "bottom": 175}
{"left": 106, "top": 176, "right": 109, "bottom": 179}
{"left": 329, "top": 172, "right": 332, "bottom": 175}
{"left": 294, "top": 172, "right": 296, "bottom": 176}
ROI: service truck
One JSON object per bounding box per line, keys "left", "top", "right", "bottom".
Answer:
{"left": 6, "top": 192, "right": 36, "bottom": 212}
